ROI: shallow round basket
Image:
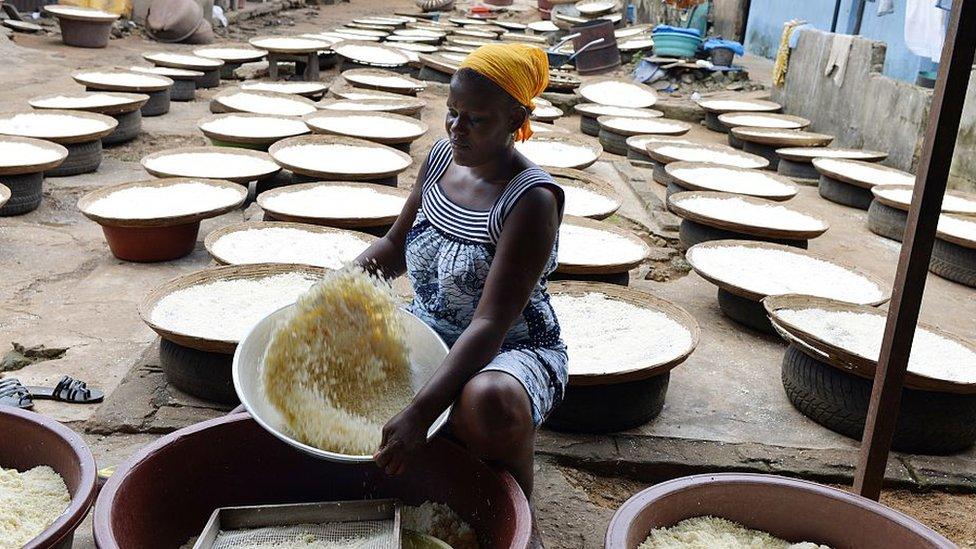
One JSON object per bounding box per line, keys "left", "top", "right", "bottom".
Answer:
{"left": 317, "top": 97, "right": 426, "bottom": 118}
{"left": 597, "top": 116, "right": 690, "bottom": 155}
{"left": 514, "top": 135, "right": 602, "bottom": 170}
{"left": 93, "top": 414, "right": 531, "bottom": 549}
{"left": 72, "top": 69, "right": 173, "bottom": 93}
{"left": 547, "top": 72, "right": 581, "bottom": 93}
{"left": 78, "top": 177, "right": 247, "bottom": 262}
{"left": 558, "top": 216, "right": 649, "bottom": 275}
{"left": 530, "top": 105, "right": 564, "bottom": 123}
{"left": 0, "top": 135, "right": 69, "bottom": 176}
{"left": 545, "top": 281, "right": 699, "bottom": 433}
{"left": 128, "top": 66, "right": 201, "bottom": 100}
{"left": 549, "top": 166, "right": 620, "bottom": 219}
{"left": 777, "top": 147, "right": 887, "bottom": 182}
{"left": 258, "top": 180, "right": 410, "bottom": 228}
{"left": 212, "top": 89, "right": 319, "bottom": 117}
{"left": 142, "top": 146, "right": 281, "bottom": 184}
{"left": 143, "top": 51, "right": 224, "bottom": 75}
{"left": 648, "top": 142, "right": 769, "bottom": 170}
{"left": 606, "top": 473, "right": 955, "bottom": 549}
{"left": 239, "top": 80, "right": 328, "bottom": 99}
{"left": 0, "top": 137, "right": 68, "bottom": 215}
{"left": 733, "top": 128, "right": 834, "bottom": 170}
{"left": 0, "top": 109, "right": 117, "bottom": 145}
{"left": 0, "top": 407, "right": 98, "bottom": 549}
{"left": 664, "top": 161, "right": 799, "bottom": 201}
{"left": 697, "top": 98, "right": 781, "bottom": 132}
{"left": 195, "top": 44, "right": 268, "bottom": 65}
{"left": 579, "top": 78, "right": 657, "bottom": 108}
{"left": 329, "top": 85, "right": 409, "bottom": 101}
{"left": 417, "top": 54, "right": 460, "bottom": 82}
{"left": 269, "top": 134, "right": 413, "bottom": 184}
{"left": 248, "top": 35, "right": 333, "bottom": 54}
{"left": 813, "top": 157, "right": 916, "bottom": 189}
{"left": 199, "top": 113, "right": 310, "bottom": 149}
{"left": 624, "top": 135, "right": 690, "bottom": 168}
{"left": 3, "top": 19, "right": 43, "bottom": 33}
{"left": 304, "top": 110, "right": 428, "bottom": 147}
{"left": 204, "top": 220, "right": 377, "bottom": 266}
{"left": 668, "top": 191, "right": 828, "bottom": 248}
{"left": 869, "top": 184, "right": 976, "bottom": 241}
{"left": 717, "top": 112, "right": 811, "bottom": 132}
{"left": 44, "top": 5, "right": 117, "bottom": 48}
{"left": 28, "top": 91, "right": 149, "bottom": 116}
{"left": 333, "top": 40, "right": 412, "bottom": 70}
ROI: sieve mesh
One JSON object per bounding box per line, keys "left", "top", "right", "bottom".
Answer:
{"left": 210, "top": 520, "right": 397, "bottom": 549}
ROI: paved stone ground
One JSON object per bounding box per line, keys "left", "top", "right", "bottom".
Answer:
{"left": 2, "top": 0, "right": 976, "bottom": 548}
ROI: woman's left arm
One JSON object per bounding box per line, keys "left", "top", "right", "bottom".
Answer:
{"left": 374, "top": 186, "right": 561, "bottom": 474}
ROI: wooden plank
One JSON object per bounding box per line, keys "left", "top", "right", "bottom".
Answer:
{"left": 853, "top": 0, "right": 976, "bottom": 501}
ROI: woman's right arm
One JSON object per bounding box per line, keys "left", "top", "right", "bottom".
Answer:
{"left": 354, "top": 156, "right": 428, "bottom": 280}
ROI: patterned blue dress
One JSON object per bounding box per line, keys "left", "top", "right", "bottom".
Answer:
{"left": 405, "top": 139, "right": 568, "bottom": 426}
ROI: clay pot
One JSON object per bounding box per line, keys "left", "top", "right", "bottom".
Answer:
{"left": 0, "top": 407, "right": 97, "bottom": 549}
{"left": 100, "top": 222, "right": 200, "bottom": 262}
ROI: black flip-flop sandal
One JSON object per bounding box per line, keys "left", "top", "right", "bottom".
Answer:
{"left": 27, "top": 375, "right": 104, "bottom": 404}
{"left": 0, "top": 378, "right": 34, "bottom": 409}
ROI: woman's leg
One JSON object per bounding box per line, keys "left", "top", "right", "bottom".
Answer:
{"left": 449, "top": 371, "right": 537, "bottom": 497}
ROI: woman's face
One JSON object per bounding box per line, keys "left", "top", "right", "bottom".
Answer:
{"left": 446, "top": 71, "right": 525, "bottom": 167}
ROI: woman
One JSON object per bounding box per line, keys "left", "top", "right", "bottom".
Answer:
{"left": 356, "top": 43, "right": 566, "bottom": 498}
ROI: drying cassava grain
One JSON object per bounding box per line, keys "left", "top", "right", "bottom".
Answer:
{"left": 218, "top": 92, "right": 317, "bottom": 117}
{"left": 580, "top": 81, "right": 656, "bottom": 108}
{"left": 815, "top": 158, "right": 915, "bottom": 187}
{"left": 777, "top": 147, "right": 882, "bottom": 160}
{"left": 0, "top": 465, "right": 71, "bottom": 549}
{"left": 308, "top": 115, "right": 423, "bottom": 140}
{"left": 0, "top": 113, "right": 111, "bottom": 138}
{"left": 30, "top": 93, "right": 132, "bottom": 110}
{"left": 515, "top": 140, "right": 598, "bottom": 168}
{"left": 272, "top": 144, "right": 410, "bottom": 174}
{"left": 195, "top": 47, "right": 267, "bottom": 61}
{"left": 653, "top": 146, "right": 762, "bottom": 168}
{"left": 333, "top": 44, "right": 408, "bottom": 65}
{"left": 200, "top": 115, "right": 309, "bottom": 139}
{"left": 698, "top": 99, "right": 778, "bottom": 112}
{"left": 671, "top": 195, "right": 826, "bottom": 232}
{"left": 85, "top": 182, "right": 242, "bottom": 219}
{"left": 669, "top": 166, "right": 795, "bottom": 196}
{"left": 145, "top": 52, "right": 221, "bottom": 68}
{"left": 250, "top": 36, "right": 331, "bottom": 51}
{"left": 240, "top": 81, "right": 326, "bottom": 96}
{"left": 577, "top": 104, "right": 661, "bottom": 118}
{"left": 638, "top": 516, "right": 829, "bottom": 549}
{"left": 76, "top": 71, "right": 170, "bottom": 88}
{"left": 0, "top": 141, "right": 64, "bottom": 167}
{"left": 558, "top": 224, "right": 647, "bottom": 266}
{"left": 601, "top": 117, "right": 686, "bottom": 135}
{"left": 144, "top": 152, "right": 279, "bottom": 179}
{"left": 211, "top": 228, "right": 371, "bottom": 268}
{"left": 874, "top": 186, "right": 976, "bottom": 214}
{"left": 720, "top": 114, "right": 802, "bottom": 128}
{"left": 262, "top": 185, "right": 406, "bottom": 219}
{"left": 938, "top": 214, "right": 976, "bottom": 242}
{"left": 402, "top": 502, "right": 479, "bottom": 549}
{"left": 562, "top": 186, "right": 618, "bottom": 217}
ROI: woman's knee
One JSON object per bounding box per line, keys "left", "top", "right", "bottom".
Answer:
{"left": 453, "top": 372, "right": 533, "bottom": 452}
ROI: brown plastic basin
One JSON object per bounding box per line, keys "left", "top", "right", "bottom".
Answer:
{"left": 0, "top": 407, "right": 97, "bottom": 549}
{"left": 101, "top": 221, "right": 200, "bottom": 262}
{"left": 93, "top": 413, "right": 531, "bottom": 549}
{"left": 605, "top": 473, "right": 954, "bottom": 549}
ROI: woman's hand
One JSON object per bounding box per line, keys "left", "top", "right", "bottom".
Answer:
{"left": 373, "top": 404, "right": 433, "bottom": 475}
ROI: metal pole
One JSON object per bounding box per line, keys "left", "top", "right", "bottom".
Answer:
{"left": 854, "top": 0, "right": 976, "bottom": 501}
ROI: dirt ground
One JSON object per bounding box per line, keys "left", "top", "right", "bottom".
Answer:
{"left": 2, "top": 0, "right": 975, "bottom": 547}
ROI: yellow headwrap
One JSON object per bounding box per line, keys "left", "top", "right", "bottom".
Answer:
{"left": 459, "top": 43, "right": 550, "bottom": 142}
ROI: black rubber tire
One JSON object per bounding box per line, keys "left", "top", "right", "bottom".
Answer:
{"left": 818, "top": 175, "right": 873, "bottom": 210}
{"left": 254, "top": 169, "right": 296, "bottom": 195}
{"left": 930, "top": 237, "right": 976, "bottom": 288}
{"left": 545, "top": 373, "right": 670, "bottom": 433}
{"left": 580, "top": 116, "right": 600, "bottom": 137}
{"left": 665, "top": 181, "right": 690, "bottom": 204}
{"left": 704, "top": 111, "right": 726, "bottom": 132}
{"left": 141, "top": 89, "right": 171, "bottom": 117}
{"left": 654, "top": 162, "right": 674, "bottom": 186}
{"left": 598, "top": 128, "right": 628, "bottom": 155}
{"left": 549, "top": 271, "right": 630, "bottom": 286}
{"left": 679, "top": 219, "right": 807, "bottom": 249}
{"left": 717, "top": 288, "right": 775, "bottom": 334}
{"left": 47, "top": 140, "right": 102, "bottom": 177}
{"left": 781, "top": 344, "right": 976, "bottom": 455}
{"left": 627, "top": 147, "right": 654, "bottom": 168}
{"left": 319, "top": 53, "right": 338, "bottom": 70}
{"left": 867, "top": 200, "right": 907, "bottom": 242}
{"left": 219, "top": 62, "right": 241, "bottom": 79}
{"left": 103, "top": 109, "right": 142, "bottom": 146}
{"left": 158, "top": 338, "right": 239, "bottom": 405}
{"left": 418, "top": 65, "right": 453, "bottom": 83}
{"left": 0, "top": 171, "right": 43, "bottom": 216}
{"left": 742, "top": 140, "right": 780, "bottom": 171}
{"left": 777, "top": 158, "right": 820, "bottom": 183}
{"left": 293, "top": 172, "right": 397, "bottom": 187}
{"left": 170, "top": 79, "right": 196, "bottom": 101}
{"left": 197, "top": 69, "right": 220, "bottom": 89}
{"left": 728, "top": 133, "right": 744, "bottom": 149}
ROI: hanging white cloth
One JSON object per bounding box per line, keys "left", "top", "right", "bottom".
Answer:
{"left": 824, "top": 34, "right": 855, "bottom": 86}
{"left": 905, "top": 0, "right": 947, "bottom": 62}
{"left": 877, "top": 0, "right": 895, "bottom": 16}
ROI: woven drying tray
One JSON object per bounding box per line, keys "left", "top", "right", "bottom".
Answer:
{"left": 667, "top": 191, "right": 829, "bottom": 240}
{"left": 348, "top": 22, "right": 397, "bottom": 31}
{"left": 731, "top": 127, "right": 834, "bottom": 148}
{"left": 664, "top": 161, "right": 798, "bottom": 201}
{"left": 441, "top": 45, "right": 476, "bottom": 54}
{"left": 43, "top": 4, "right": 118, "bottom": 21}
{"left": 937, "top": 213, "right": 976, "bottom": 250}
{"left": 342, "top": 68, "right": 427, "bottom": 95}
{"left": 211, "top": 88, "right": 319, "bottom": 117}
{"left": 29, "top": 92, "right": 149, "bottom": 116}
{"left": 496, "top": 20, "right": 528, "bottom": 31}
{"left": 575, "top": 103, "right": 663, "bottom": 119}
{"left": 386, "top": 34, "right": 441, "bottom": 44}
{"left": 142, "top": 146, "right": 281, "bottom": 184}
{"left": 717, "top": 112, "right": 810, "bottom": 131}
{"left": 199, "top": 113, "right": 310, "bottom": 147}
{"left": 328, "top": 85, "right": 407, "bottom": 101}
{"left": 576, "top": 0, "right": 618, "bottom": 15}
{"left": 336, "top": 27, "right": 391, "bottom": 39}
{"left": 776, "top": 147, "right": 887, "bottom": 163}
{"left": 625, "top": 135, "right": 694, "bottom": 157}
{"left": 872, "top": 184, "right": 976, "bottom": 216}
{"left": 303, "top": 110, "right": 429, "bottom": 145}
{"left": 0, "top": 136, "right": 68, "bottom": 176}
{"left": 332, "top": 40, "right": 411, "bottom": 67}
{"left": 130, "top": 65, "right": 203, "bottom": 81}
{"left": 531, "top": 105, "right": 564, "bottom": 122}
{"left": 143, "top": 52, "right": 223, "bottom": 71}
{"left": 73, "top": 69, "right": 173, "bottom": 92}
{"left": 257, "top": 180, "right": 409, "bottom": 228}
{"left": 812, "top": 158, "right": 916, "bottom": 189}
{"left": 697, "top": 98, "right": 781, "bottom": 114}
{"left": 444, "top": 36, "right": 497, "bottom": 48}
{"left": 418, "top": 54, "right": 460, "bottom": 75}
{"left": 205, "top": 220, "right": 378, "bottom": 266}
{"left": 269, "top": 134, "right": 413, "bottom": 180}
{"left": 138, "top": 263, "right": 327, "bottom": 354}
{"left": 0, "top": 109, "right": 117, "bottom": 144}
{"left": 685, "top": 239, "right": 890, "bottom": 305}
{"left": 0, "top": 184, "right": 9, "bottom": 209}
{"left": 515, "top": 135, "right": 602, "bottom": 170}
{"left": 579, "top": 78, "right": 658, "bottom": 109}
{"left": 764, "top": 294, "right": 976, "bottom": 395}
{"left": 501, "top": 33, "right": 548, "bottom": 44}
{"left": 451, "top": 28, "right": 494, "bottom": 39}
{"left": 548, "top": 166, "right": 620, "bottom": 220}
{"left": 558, "top": 216, "right": 649, "bottom": 275}
{"left": 316, "top": 97, "right": 425, "bottom": 117}
{"left": 248, "top": 35, "right": 332, "bottom": 53}
{"left": 597, "top": 116, "right": 690, "bottom": 137}
{"left": 194, "top": 44, "right": 268, "bottom": 63}
{"left": 649, "top": 143, "right": 769, "bottom": 169}
{"left": 77, "top": 177, "right": 246, "bottom": 228}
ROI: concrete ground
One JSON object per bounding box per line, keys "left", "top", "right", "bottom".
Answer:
{"left": 1, "top": 0, "right": 975, "bottom": 547}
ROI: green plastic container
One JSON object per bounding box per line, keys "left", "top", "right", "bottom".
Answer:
{"left": 651, "top": 32, "right": 702, "bottom": 58}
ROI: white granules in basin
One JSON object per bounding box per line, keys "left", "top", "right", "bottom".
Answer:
{"left": 654, "top": 146, "right": 764, "bottom": 168}
{"left": 672, "top": 196, "right": 825, "bottom": 232}
{"left": 686, "top": 245, "right": 885, "bottom": 303}
{"left": 345, "top": 73, "right": 417, "bottom": 88}
{"left": 218, "top": 92, "right": 317, "bottom": 116}
{"left": 558, "top": 224, "right": 647, "bottom": 266}
{"left": 251, "top": 37, "right": 330, "bottom": 51}
{"left": 815, "top": 158, "right": 915, "bottom": 186}
{"left": 273, "top": 144, "right": 409, "bottom": 174}
{"left": 333, "top": 44, "right": 408, "bottom": 65}
{"left": 0, "top": 141, "right": 63, "bottom": 167}
{"left": 45, "top": 4, "right": 116, "bottom": 18}
{"left": 78, "top": 71, "right": 169, "bottom": 88}
{"left": 212, "top": 227, "right": 370, "bottom": 268}
{"left": 151, "top": 272, "right": 319, "bottom": 342}
{"left": 561, "top": 186, "right": 617, "bottom": 217}
{"left": 308, "top": 115, "right": 422, "bottom": 140}
{"left": 721, "top": 114, "right": 802, "bottom": 128}
{"left": 875, "top": 186, "right": 976, "bottom": 214}
{"left": 86, "top": 183, "right": 241, "bottom": 219}
{"left": 145, "top": 152, "right": 278, "bottom": 179}
{"left": 515, "top": 140, "right": 598, "bottom": 168}
{"left": 777, "top": 308, "right": 976, "bottom": 384}
{"left": 319, "top": 100, "right": 412, "bottom": 112}
{"left": 602, "top": 117, "right": 685, "bottom": 134}
{"left": 0, "top": 113, "right": 110, "bottom": 138}
{"left": 263, "top": 185, "right": 406, "bottom": 218}
{"left": 31, "top": 93, "right": 132, "bottom": 109}
{"left": 938, "top": 214, "right": 976, "bottom": 242}
{"left": 550, "top": 292, "right": 691, "bottom": 375}
{"left": 0, "top": 465, "right": 71, "bottom": 549}
{"left": 201, "top": 115, "right": 308, "bottom": 139}
{"left": 195, "top": 47, "right": 266, "bottom": 61}
{"left": 699, "top": 99, "right": 778, "bottom": 112}
{"left": 579, "top": 104, "right": 660, "bottom": 118}
{"left": 580, "top": 80, "right": 657, "bottom": 107}
{"left": 670, "top": 166, "right": 795, "bottom": 197}
{"left": 779, "top": 147, "right": 881, "bottom": 160}
{"left": 241, "top": 81, "right": 324, "bottom": 95}
{"left": 146, "top": 52, "right": 221, "bottom": 67}
{"left": 402, "top": 502, "right": 480, "bottom": 549}
{"left": 639, "top": 516, "right": 829, "bottom": 549}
